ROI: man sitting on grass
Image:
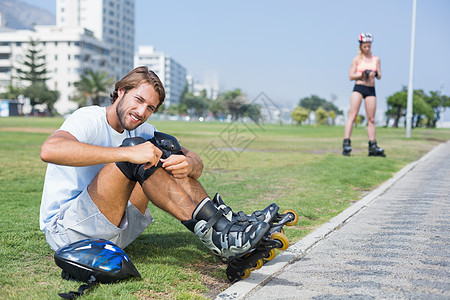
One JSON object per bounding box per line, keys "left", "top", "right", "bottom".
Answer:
{"left": 39, "top": 66, "right": 268, "bottom": 262}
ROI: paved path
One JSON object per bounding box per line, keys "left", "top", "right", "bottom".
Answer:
{"left": 217, "top": 141, "right": 450, "bottom": 300}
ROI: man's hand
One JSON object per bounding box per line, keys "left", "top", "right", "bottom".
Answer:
{"left": 161, "top": 154, "right": 189, "bottom": 178}
{"left": 125, "top": 142, "right": 163, "bottom": 169}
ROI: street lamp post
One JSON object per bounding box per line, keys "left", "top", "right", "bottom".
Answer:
{"left": 406, "top": 0, "right": 417, "bottom": 138}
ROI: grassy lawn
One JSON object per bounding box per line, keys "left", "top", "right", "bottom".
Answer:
{"left": 0, "top": 116, "right": 449, "bottom": 299}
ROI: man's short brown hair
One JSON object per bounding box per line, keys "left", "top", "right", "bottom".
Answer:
{"left": 110, "top": 66, "right": 165, "bottom": 111}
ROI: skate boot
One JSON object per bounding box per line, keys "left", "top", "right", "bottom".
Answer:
{"left": 342, "top": 138, "right": 351, "bottom": 156}
{"left": 212, "top": 193, "right": 273, "bottom": 224}
{"left": 368, "top": 140, "right": 386, "bottom": 157}
{"left": 182, "top": 198, "right": 270, "bottom": 263}
{"left": 212, "top": 193, "right": 298, "bottom": 226}
{"left": 211, "top": 194, "right": 299, "bottom": 282}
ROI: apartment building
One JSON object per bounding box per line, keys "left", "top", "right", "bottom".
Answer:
{"left": 0, "top": 25, "right": 111, "bottom": 114}
{"left": 56, "top": 0, "right": 134, "bottom": 80}
{"left": 135, "top": 46, "right": 187, "bottom": 106}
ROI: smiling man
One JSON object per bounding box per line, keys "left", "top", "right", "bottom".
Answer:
{"left": 39, "top": 66, "right": 268, "bottom": 263}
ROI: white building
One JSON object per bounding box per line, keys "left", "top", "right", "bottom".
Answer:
{"left": 186, "top": 73, "right": 219, "bottom": 100}
{"left": 56, "top": 0, "right": 134, "bottom": 80}
{"left": 0, "top": 25, "right": 111, "bottom": 114}
{"left": 135, "top": 46, "right": 187, "bottom": 107}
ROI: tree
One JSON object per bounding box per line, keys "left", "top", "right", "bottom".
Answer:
{"left": 0, "top": 85, "right": 22, "bottom": 99}
{"left": 178, "top": 83, "right": 189, "bottom": 105}
{"left": 74, "top": 70, "right": 114, "bottom": 106}
{"left": 23, "top": 82, "right": 59, "bottom": 114}
{"left": 217, "top": 89, "right": 247, "bottom": 120}
{"left": 180, "top": 91, "right": 209, "bottom": 117}
{"left": 242, "top": 103, "right": 262, "bottom": 123}
{"left": 14, "top": 38, "right": 59, "bottom": 114}
{"left": 209, "top": 97, "right": 227, "bottom": 119}
{"left": 329, "top": 110, "right": 337, "bottom": 125}
{"left": 315, "top": 107, "right": 328, "bottom": 125}
{"left": 385, "top": 90, "right": 407, "bottom": 127}
{"left": 291, "top": 106, "right": 310, "bottom": 125}
{"left": 386, "top": 88, "right": 434, "bottom": 128}
{"left": 299, "top": 94, "right": 341, "bottom": 115}
{"left": 423, "top": 91, "right": 450, "bottom": 128}
{"left": 166, "top": 104, "right": 187, "bottom": 115}
{"left": 15, "top": 38, "right": 50, "bottom": 84}
{"left": 355, "top": 114, "right": 365, "bottom": 127}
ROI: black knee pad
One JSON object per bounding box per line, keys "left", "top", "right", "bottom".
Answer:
{"left": 121, "top": 136, "right": 146, "bottom": 147}
{"left": 149, "top": 132, "right": 184, "bottom": 159}
{"left": 115, "top": 137, "right": 162, "bottom": 185}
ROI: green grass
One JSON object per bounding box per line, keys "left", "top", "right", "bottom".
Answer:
{"left": 0, "top": 116, "right": 449, "bottom": 299}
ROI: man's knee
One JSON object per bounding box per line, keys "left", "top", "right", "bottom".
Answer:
{"left": 149, "top": 132, "right": 184, "bottom": 159}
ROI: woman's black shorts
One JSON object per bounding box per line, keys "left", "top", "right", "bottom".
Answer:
{"left": 353, "top": 84, "right": 376, "bottom": 98}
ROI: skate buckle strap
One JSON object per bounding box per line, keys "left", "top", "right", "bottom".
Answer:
{"left": 200, "top": 210, "right": 224, "bottom": 234}
{"left": 236, "top": 211, "right": 248, "bottom": 222}
{"left": 219, "top": 206, "right": 232, "bottom": 215}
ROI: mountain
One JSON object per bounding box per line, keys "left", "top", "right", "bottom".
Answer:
{"left": 0, "top": 0, "right": 55, "bottom": 29}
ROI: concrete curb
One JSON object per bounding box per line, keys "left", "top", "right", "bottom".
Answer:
{"left": 215, "top": 142, "right": 447, "bottom": 300}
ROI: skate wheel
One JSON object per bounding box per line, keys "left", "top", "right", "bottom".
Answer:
{"left": 241, "top": 268, "right": 251, "bottom": 279}
{"left": 264, "top": 249, "right": 276, "bottom": 261}
{"left": 282, "top": 209, "right": 299, "bottom": 226}
{"left": 252, "top": 259, "right": 263, "bottom": 270}
{"left": 270, "top": 232, "right": 289, "bottom": 250}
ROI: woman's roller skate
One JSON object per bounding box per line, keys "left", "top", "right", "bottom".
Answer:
{"left": 368, "top": 140, "right": 386, "bottom": 157}
{"left": 182, "top": 198, "right": 270, "bottom": 263}
{"left": 211, "top": 193, "right": 299, "bottom": 282}
{"left": 342, "top": 138, "right": 352, "bottom": 156}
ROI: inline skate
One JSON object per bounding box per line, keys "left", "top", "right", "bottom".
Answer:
{"left": 211, "top": 194, "right": 299, "bottom": 282}
{"left": 368, "top": 140, "right": 386, "bottom": 157}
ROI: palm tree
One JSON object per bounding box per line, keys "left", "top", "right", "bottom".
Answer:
{"left": 74, "top": 70, "right": 114, "bottom": 106}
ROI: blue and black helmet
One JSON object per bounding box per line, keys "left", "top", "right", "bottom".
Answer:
{"left": 54, "top": 239, "right": 140, "bottom": 298}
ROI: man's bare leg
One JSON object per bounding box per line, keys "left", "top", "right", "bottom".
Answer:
{"left": 128, "top": 183, "right": 148, "bottom": 214}
{"left": 88, "top": 163, "right": 136, "bottom": 226}
{"left": 140, "top": 168, "right": 205, "bottom": 221}
{"left": 128, "top": 171, "right": 208, "bottom": 217}
{"left": 88, "top": 163, "right": 204, "bottom": 225}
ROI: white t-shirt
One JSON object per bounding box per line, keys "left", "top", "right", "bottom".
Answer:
{"left": 39, "top": 106, "right": 157, "bottom": 231}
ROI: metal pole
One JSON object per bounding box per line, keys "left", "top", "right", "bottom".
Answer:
{"left": 406, "top": 0, "right": 417, "bottom": 138}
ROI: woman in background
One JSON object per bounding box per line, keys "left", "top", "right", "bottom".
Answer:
{"left": 342, "top": 32, "right": 385, "bottom": 157}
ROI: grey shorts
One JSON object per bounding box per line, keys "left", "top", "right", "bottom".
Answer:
{"left": 44, "top": 188, "right": 153, "bottom": 251}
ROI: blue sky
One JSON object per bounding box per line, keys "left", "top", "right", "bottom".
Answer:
{"left": 21, "top": 0, "right": 450, "bottom": 120}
